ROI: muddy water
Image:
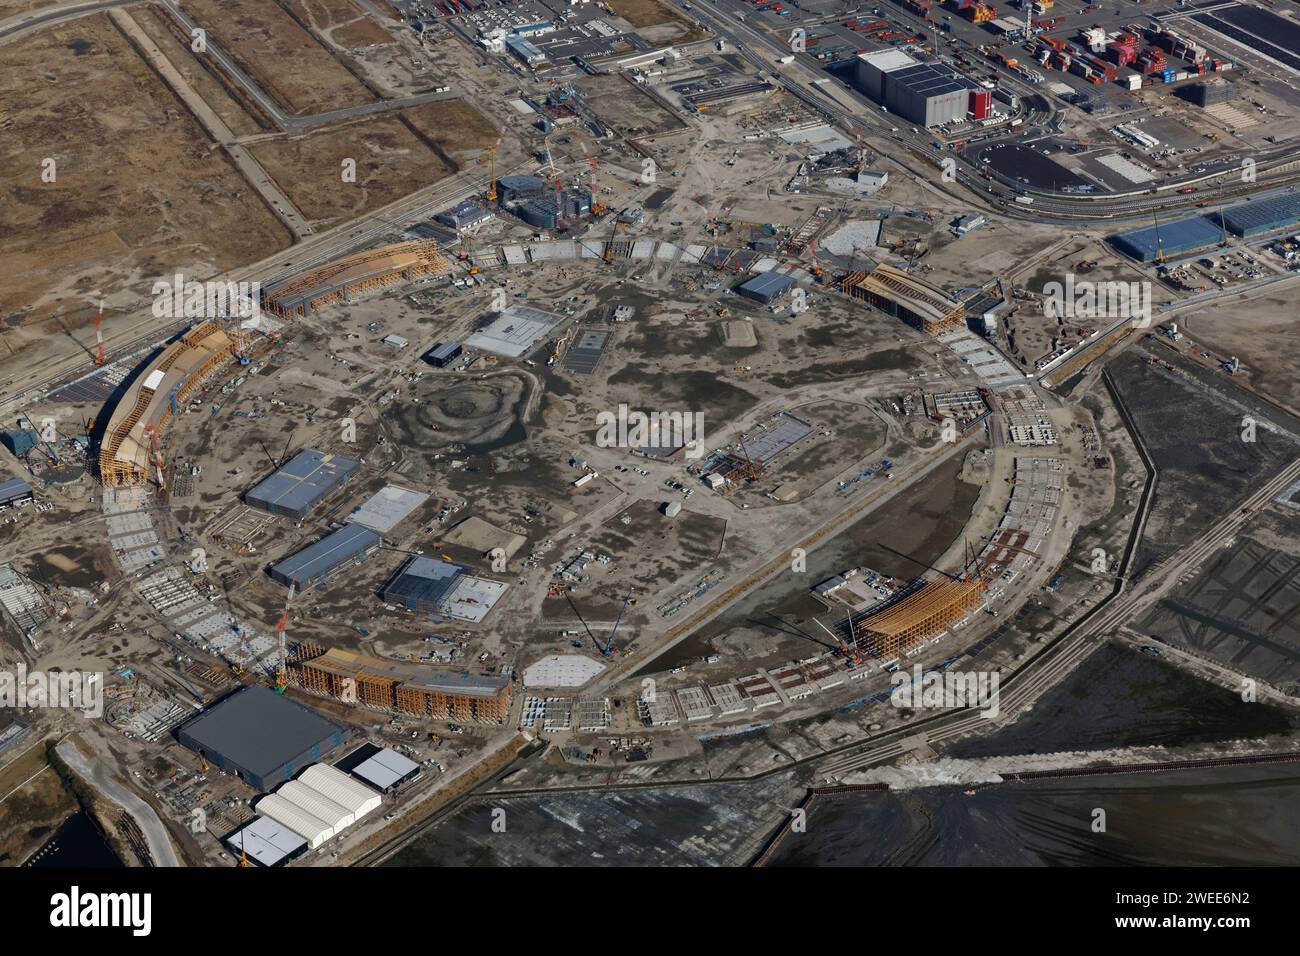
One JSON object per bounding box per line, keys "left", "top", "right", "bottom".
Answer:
{"left": 766, "top": 763, "right": 1300, "bottom": 866}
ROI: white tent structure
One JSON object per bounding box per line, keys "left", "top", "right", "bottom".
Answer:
{"left": 256, "top": 794, "right": 334, "bottom": 849}
{"left": 299, "top": 764, "right": 382, "bottom": 821}
{"left": 255, "top": 763, "right": 383, "bottom": 851}
{"left": 278, "top": 780, "right": 355, "bottom": 831}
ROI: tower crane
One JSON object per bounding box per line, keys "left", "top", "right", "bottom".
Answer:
{"left": 601, "top": 587, "right": 635, "bottom": 657}
{"left": 814, "top": 617, "right": 862, "bottom": 666}
{"left": 94, "top": 300, "right": 106, "bottom": 366}
{"left": 274, "top": 580, "right": 297, "bottom": 692}
{"left": 486, "top": 138, "right": 501, "bottom": 204}
{"left": 808, "top": 238, "right": 825, "bottom": 282}
{"left": 144, "top": 424, "right": 166, "bottom": 491}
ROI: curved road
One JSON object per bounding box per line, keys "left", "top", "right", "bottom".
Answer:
{"left": 55, "top": 738, "right": 181, "bottom": 867}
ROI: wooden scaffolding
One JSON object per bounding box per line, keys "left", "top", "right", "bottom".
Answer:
{"left": 98, "top": 321, "right": 235, "bottom": 485}
{"left": 853, "top": 578, "right": 983, "bottom": 659}
{"left": 263, "top": 241, "right": 452, "bottom": 318}
{"left": 292, "top": 647, "right": 514, "bottom": 725}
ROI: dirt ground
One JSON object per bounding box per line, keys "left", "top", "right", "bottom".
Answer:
{"left": 133, "top": 4, "right": 266, "bottom": 138}
{"left": 0, "top": 745, "right": 77, "bottom": 866}
{"left": 606, "top": 0, "right": 707, "bottom": 42}
{"left": 249, "top": 100, "right": 497, "bottom": 228}
{"left": 0, "top": 13, "right": 291, "bottom": 326}
{"left": 183, "top": 0, "right": 376, "bottom": 115}
{"left": 1177, "top": 288, "right": 1300, "bottom": 415}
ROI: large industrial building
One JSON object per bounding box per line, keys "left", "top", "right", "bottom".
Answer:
{"left": 854, "top": 50, "right": 981, "bottom": 127}
{"left": 495, "top": 174, "right": 548, "bottom": 205}
{"left": 1109, "top": 215, "right": 1223, "bottom": 262}
{"left": 176, "top": 686, "right": 346, "bottom": 791}
{"left": 294, "top": 646, "right": 516, "bottom": 724}
{"left": 245, "top": 449, "right": 360, "bottom": 520}
{"left": 269, "top": 524, "right": 382, "bottom": 590}
{"left": 464, "top": 304, "right": 564, "bottom": 358}
{"left": 737, "top": 271, "right": 796, "bottom": 305}
{"left": 0, "top": 477, "right": 34, "bottom": 509}
{"left": 1218, "top": 195, "right": 1300, "bottom": 237}
{"left": 97, "top": 322, "right": 235, "bottom": 485}
{"left": 350, "top": 747, "right": 422, "bottom": 793}
{"left": 382, "top": 556, "right": 466, "bottom": 614}
{"left": 517, "top": 188, "right": 593, "bottom": 230}
{"left": 840, "top": 264, "right": 966, "bottom": 334}
{"left": 225, "top": 815, "right": 308, "bottom": 867}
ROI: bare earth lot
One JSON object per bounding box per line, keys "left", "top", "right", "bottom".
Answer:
{"left": 0, "top": 13, "right": 290, "bottom": 327}
{"left": 184, "top": 0, "right": 376, "bottom": 115}
{"left": 249, "top": 100, "right": 497, "bottom": 228}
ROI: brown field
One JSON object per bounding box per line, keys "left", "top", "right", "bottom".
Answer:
{"left": 0, "top": 0, "right": 60, "bottom": 15}
{"left": 0, "top": 13, "right": 291, "bottom": 324}
{"left": 249, "top": 99, "right": 496, "bottom": 227}
{"left": 402, "top": 98, "right": 500, "bottom": 162}
{"left": 334, "top": 16, "right": 394, "bottom": 47}
{"left": 251, "top": 116, "right": 447, "bottom": 227}
{"left": 133, "top": 5, "right": 266, "bottom": 138}
{"left": 1178, "top": 292, "right": 1300, "bottom": 415}
{"left": 184, "top": 0, "right": 375, "bottom": 115}
{"left": 250, "top": 100, "right": 497, "bottom": 228}
{"left": 289, "top": 0, "right": 394, "bottom": 46}
{"left": 0, "top": 743, "right": 77, "bottom": 866}
{"left": 606, "top": 0, "right": 707, "bottom": 40}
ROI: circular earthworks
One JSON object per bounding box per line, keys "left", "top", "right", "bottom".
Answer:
{"left": 387, "top": 370, "right": 533, "bottom": 451}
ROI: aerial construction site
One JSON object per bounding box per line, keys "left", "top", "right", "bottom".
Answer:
{"left": 2, "top": 0, "right": 1300, "bottom": 906}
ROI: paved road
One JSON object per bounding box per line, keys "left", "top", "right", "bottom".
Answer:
{"left": 111, "top": 7, "right": 314, "bottom": 239}
{"left": 158, "top": 0, "right": 456, "bottom": 133}
{"left": 691, "top": 0, "right": 1298, "bottom": 221}
{"left": 0, "top": 0, "right": 134, "bottom": 44}
{"left": 55, "top": 739, "right": 182, "bottom": 867}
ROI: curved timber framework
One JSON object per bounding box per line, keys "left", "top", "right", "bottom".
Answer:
{"left": 98, "top": 321, "right": 236, "bottom": 486}
{"left": 262, "top": 241, "right": 452, "bottom": 318}
{"left": 839, "top": 263, "right": 966, "bottom": 336}
{"left": 292, "top": 646, "right": 514, "bottom": 725}
{"left": 853, "top": 578, "right": 983, "bottom": 659}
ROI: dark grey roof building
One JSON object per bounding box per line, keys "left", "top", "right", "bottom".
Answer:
{"left": 496, "top": 174, "right": 547, "bottom": 205}
{"left": 269, "top": 524, "right": 381, "bottom": 590}
{"left": 177, "top": 686, "right": 345, "bottom": 791}
{"left": 245, "top": 449, "right": 360, "bottom": 520}
{"left": 381, "top": 555, "right": 465, "bottom": 613}
{"left": 737, "top": 271, "right": 796, "bottom": 304}
{"left": 425, "top": 341, "right": 463, "bottom": 368}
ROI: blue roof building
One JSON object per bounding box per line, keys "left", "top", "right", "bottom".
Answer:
{"left": 737, "top": 272, "right": 796, "bottom": 304}
{"left": 269, "top": 525, "right": 381, "bottom": 590}
{"left": 1218, "top": 195, "right": 1300, "bottom": 237}
{"left": 245, "top": 449, "right": 360, "bottom": 521}
{"left": 1109, "top": 216, "right": 1223, "bottom": 263}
